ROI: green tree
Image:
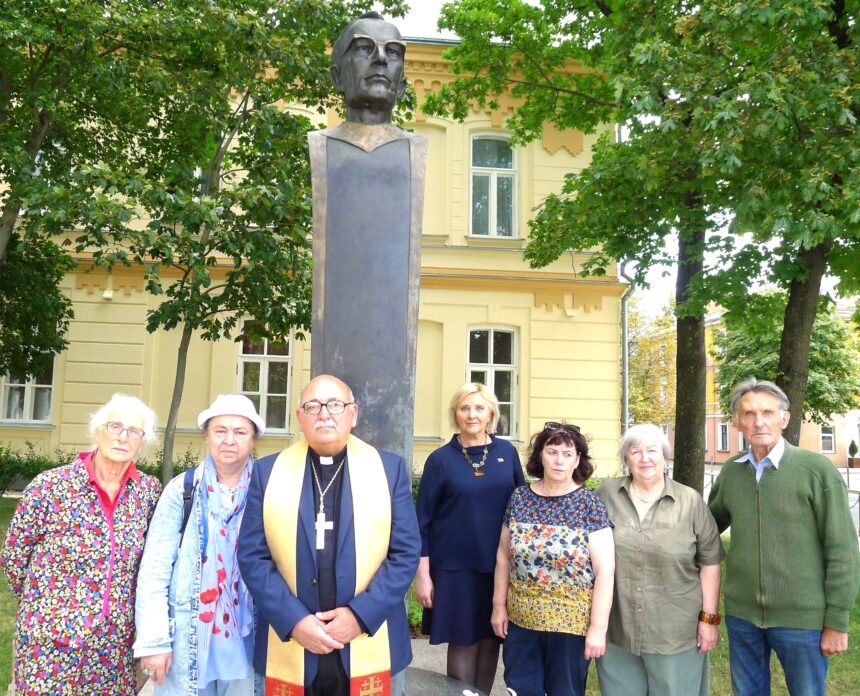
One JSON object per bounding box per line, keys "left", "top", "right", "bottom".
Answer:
{"left": 66, "top": 0, "right": 409, "bottom": 480}
{"left": 682, "top": 1, "right": 859, "bottom": 445}
{"left": 0, "top": 233, "right": 72, "bottom": 379}
{"left": 715, "top": 292, "right": 860, "bottom": 425}
{"left": 0, "top": 0, "right": 173, "bottom": 378}
{"left": 3, "top": 0, "right": 408, "bottom": 478}
{"left": 426, "top": 0, "right": 858, "bottom": 490}
{"left": 628, "top": 298, "right": 677, "bottom": 427}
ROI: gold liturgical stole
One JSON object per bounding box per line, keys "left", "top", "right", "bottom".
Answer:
{"left": 263, "top": 435, "right": 392, "bottom": 696}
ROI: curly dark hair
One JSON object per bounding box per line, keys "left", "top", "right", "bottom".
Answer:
{"left": 525, "top": 425, "right": 593, "bottom": 484}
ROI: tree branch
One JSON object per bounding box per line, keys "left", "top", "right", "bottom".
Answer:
{"left": 506, "top": 77, "right": 616, "bottom": 107}
{"left": 593, "top": 0, "right": 613, "bottom": 17}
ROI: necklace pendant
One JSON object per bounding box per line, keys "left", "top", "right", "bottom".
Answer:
{"left": 473, "top": 470, "right": 485, "bottom": 477}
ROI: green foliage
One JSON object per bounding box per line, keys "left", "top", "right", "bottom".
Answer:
{"left": 628, "top": 298, "right": 677, "bottom": 426}
{"left": 849, "top": 440, "right": 858, "bottom": 458}
{"left": 0, "top": 443, "right": 76, "bottom": 498}
{"left": 714, "top": 292, "right": 860, "bottom": 423}
{"left": 135, "top": 446, "right": 201, "bottom": 481}
{"left": 406, "top": 585, "right": 423, "bottom": 630}
{"left": 428, "top": 0, "right": 859, "bottom": 305}
{"left": 1, "top": 0, "right": 409, "bottom": 380}
{"left": 0, "top": 233, "right": 73, "bottom": 379}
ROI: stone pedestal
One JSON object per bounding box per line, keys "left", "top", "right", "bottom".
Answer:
{"left": 308, "top": 123, "right": 426, "bottom": 463}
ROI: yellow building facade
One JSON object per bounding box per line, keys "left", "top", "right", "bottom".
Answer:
{"left": 0, "top": 40, "right": 625, "bottom": 476}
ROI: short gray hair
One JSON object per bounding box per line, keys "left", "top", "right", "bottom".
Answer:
{"left": 88, "top": 393, "right": 158, "bottom": 449}
{"left": 619, "top": 424, "right": 671, "bottom": 467}
{"left": 730, "top": 378, "right": 790, "bottom": 415}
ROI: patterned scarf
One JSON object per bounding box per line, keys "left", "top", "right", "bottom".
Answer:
{"left": 196, "top": 454, "right": 254, "bottom": 686}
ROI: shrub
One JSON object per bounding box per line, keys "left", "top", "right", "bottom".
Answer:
{"left": 0, "top": 443, "right": 76, "bottom": 497}
{"left": 136, "top": 447, "right": 200, "bottom": 481}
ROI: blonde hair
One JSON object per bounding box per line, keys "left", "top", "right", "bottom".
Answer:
{"left": 448, "top": 382, "right": 500, "bottom": 434}
{"left": 88, "top": 393, "right": 158, "bottom": 451}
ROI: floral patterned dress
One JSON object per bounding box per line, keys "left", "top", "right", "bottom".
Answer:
{"left": 505, "top": 484, "right": 612, "bottom": 635}
{"left": 1, "top": 454, "right": 161, "bottom": 695}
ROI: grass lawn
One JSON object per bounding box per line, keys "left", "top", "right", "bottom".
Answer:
{"left": 1, "top": 498, "right": 858, "bottom": 693}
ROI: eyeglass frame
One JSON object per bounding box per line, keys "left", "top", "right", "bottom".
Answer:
{"left": 544, "top": 421, "right": 581, "bottom": 435}
{"left": 345, "top": 34, "right": 407, "bottom": 61}
{"left": 103, "top": 421, "right": 146, "bottom": 440}
{"left": 300, "top": 399, "right": 356, "bottom": 416}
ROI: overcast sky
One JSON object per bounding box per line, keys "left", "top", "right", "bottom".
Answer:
{"left": 382, "top": 1, "right": 455, "bottom": 39}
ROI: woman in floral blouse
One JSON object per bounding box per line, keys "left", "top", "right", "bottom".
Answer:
{"left": 491, "top": 422, "right": 615, "bottom": 696}
{"left": 134, "top": 394, "right": 264, "bottom": 694}
{"left": 1, "top": 393, "right": 162, "bottom": 695}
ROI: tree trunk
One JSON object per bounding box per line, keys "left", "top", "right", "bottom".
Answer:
{"left": 672, "top": 205, "right": 707, "bottom": 493}
{"left": 162, "top": 322, "right": 194, "bottom": 483}
{"left": 0, "top": 108, "right": 52, "bottom": 263}
{"left": 775, "top": 238, "right": 832, "bottom": 445}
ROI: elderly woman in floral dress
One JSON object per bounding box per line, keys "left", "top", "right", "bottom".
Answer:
{"left": 1, "top": 393, "right": 161, "bottom": 695}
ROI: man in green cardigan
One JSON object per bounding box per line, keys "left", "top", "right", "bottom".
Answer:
{"left": 709, "top": 378, "right": 860, "bottom": 695}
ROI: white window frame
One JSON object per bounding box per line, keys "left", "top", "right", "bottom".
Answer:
{"left": 236, "top": 322, "right": 293, "bottom": 433}
{"left": 821, "top": 425, "right": 835, "bottom": 453}
{"left": 466, "top": 327, "right": 518, "bottom": 438}
{"left": 718, "top": 423, "right": 729, "bottom": 452}
{"left": 1, "top": 362, "right": 55, "bottom": 423}
{"left": 470, "top": 134, "right": 517, "bottom": 238}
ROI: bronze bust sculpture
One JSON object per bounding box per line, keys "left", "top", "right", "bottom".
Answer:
{"left": 308, "top": 13, "right": 427, "bottom": 462}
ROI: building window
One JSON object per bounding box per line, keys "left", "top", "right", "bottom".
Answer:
{"left": 821, "top": 425, "right": 835, "bottom": 453}
{"left": 718, "top": 423, "right": 729, "bottom": 452}
{"left": 739, "top": 433, "right": 748, "bottom": 451}
{"left": 1, "top": 362, "right": 54, "bottom": 422}
{"left": 238, "top": 321, "right": 292, "bottom": 432}
{"left": 467, "top": 328, "right": 517, "bottom": 437}
{"left": 471, "top": 136, "right": 515, "bottom": 237}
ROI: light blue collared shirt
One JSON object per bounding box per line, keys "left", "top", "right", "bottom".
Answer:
{"left": 735, "top": 437, "right": 786, "bottom": 482}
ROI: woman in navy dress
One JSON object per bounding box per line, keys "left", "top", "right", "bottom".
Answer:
{"left": 415, "top": 383, "right": 525, "bottom": 694}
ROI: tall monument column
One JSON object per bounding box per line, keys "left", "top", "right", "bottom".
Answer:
{"left": 308, "top": 12, "right": 426, "bottom": 462}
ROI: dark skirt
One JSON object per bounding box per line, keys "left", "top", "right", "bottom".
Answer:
{"left": 421, "top": 568, "right": 499, "bottom": 646}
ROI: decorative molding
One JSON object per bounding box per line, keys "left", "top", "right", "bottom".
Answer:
{"left": 420, "top": 268, "right": 624, "bottom": 313}
{"left": 541, "top": 122, "right": 584, "bottom": 157}
{"left": 74, "top": 270, "right": 142, "bottom": 295}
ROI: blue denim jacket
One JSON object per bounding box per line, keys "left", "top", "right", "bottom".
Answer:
{"left": 134, "top": 464, "right": 254, "bottom": 695}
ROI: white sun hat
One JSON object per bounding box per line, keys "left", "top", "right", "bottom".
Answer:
{"left": 197, "top": 394, "right": 266, "bottom": 437}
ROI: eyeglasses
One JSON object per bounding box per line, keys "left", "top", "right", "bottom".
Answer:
{"left": 103, "top": 421, "right": 145, "bottom": 440}
{"left": 346, "top": 34, "right": 407, "bottom": 61}
{"left": 301, "top": 399, "right": 354, "bottom": 416}
{"left": 544, "top": 421, "right": 581, "bottom": 435}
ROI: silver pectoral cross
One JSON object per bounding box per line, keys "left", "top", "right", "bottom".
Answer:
{"left": 316, "top": 509, "right": 333, "bottom": 550}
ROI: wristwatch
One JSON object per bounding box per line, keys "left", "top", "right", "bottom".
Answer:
{"left": 698, "top": 611, "right": 721, "bottom": 625}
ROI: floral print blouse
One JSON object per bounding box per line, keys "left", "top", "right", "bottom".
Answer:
{"left": 504, "top": 484, "right": 612, "bottom": 635}
{"left": 1, "top": 454, "right": 161, "bottom": 695}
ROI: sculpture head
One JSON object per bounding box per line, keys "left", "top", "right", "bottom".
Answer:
{"left": 330, "top": 12, "right": 408, "bottom": 125}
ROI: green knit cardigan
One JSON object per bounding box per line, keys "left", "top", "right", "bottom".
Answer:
{"left": 708, "top": 442, "right": 860, "bottom": 632}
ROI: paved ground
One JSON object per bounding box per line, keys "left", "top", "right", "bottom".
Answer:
{"left": 138, "top": 639, "right": 506, "bottom": 695}
{"left": 410, "top": 638, "right": 507, "bottom": 696}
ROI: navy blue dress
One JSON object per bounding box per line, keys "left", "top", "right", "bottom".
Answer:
{"left": 416, "top": 434, "right": 524, "bottom": 645}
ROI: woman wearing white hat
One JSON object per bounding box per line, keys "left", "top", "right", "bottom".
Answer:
{"left": 134, "top": 394, "right": 265, "bottom": 695}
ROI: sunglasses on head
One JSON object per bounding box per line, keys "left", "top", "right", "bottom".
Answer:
{"left": 544, "top": 421, "right": 581, "bottom": 435}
